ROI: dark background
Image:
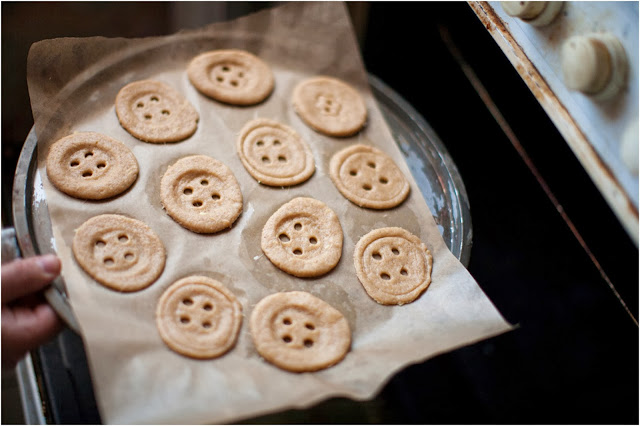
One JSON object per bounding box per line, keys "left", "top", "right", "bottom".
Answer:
{"left": 2, "top": 2, "right": 638, "bottom": 424}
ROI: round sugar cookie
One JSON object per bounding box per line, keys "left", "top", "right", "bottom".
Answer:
{"left": 160, "top": 155, "right": 243, "bottom": 233}
{"left": 292, "top": 76, "right": 367, "bottom": 137}
{"left": 354, "top": 227, "right": 433, "bottom": 305}
{"left": 187, "top": 49, "right": 274, "bottom": 105}
{"left": 329, "top": 144, "right": 410, "bottom": 209}
{"left": 72, "top": 214, "right": 166, "bottom": 292}
{"left": 156, "top": 275, "right": 243, "bottom": 359}
{"left": 250, "top": 291, "right": 351, "bottom": 372}
{"left": 115, "top": 79, "right": 199, "bottom": 143}
{"left": 261, "top": 197, "right": 343, "bottom": 278}
{"left": 46, "top": 132, "right": 138, "bottom": 200}
{"left": 237, "top": 118, "right": 315, "bottom": 186}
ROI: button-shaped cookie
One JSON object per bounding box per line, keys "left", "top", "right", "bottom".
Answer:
{"left": 187, "top": 49, "right": 274, "bottom": 105}
{"left": 46, "top": 132, "right": 138, "bottom": 200}
{"left": 237, "top": 118, "right": 315, "bottom": 187}
{"left": 115, "top": 80, "right": 199, "bottom": 143}
{"left": 330, "top": 144, "right": 410, "bottom": 209}
{"left": 250, "top": 291, "right": 351, "bottom": 372}
{"left": 72, "top": 214, "right": 166, "bottom": 292}
{"left": 156, "top": 275, "right": 243, "bottom": 359}
{"left": 292, "top": 76, "right": 367, "bottom": 137}
{"left": 354, "top": 227, "right": 433, "bottom": 305}
{"left": 160, "top": 155, "right": 243, "bottom": 234}
{"left": 261, "top": 197, "right": 343, "bottom": 277}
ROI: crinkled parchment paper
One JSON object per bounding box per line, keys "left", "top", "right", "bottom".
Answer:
{"left": 27, "top": 2, "right": 512, "bottom": 424}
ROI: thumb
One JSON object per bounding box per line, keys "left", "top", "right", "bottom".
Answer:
{"left": 1, "top": 255, "right": 61, "bottom": 303}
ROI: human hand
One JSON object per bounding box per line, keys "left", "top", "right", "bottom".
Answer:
{"left": 2, "top": 254, "right": 64, "bottom": 369}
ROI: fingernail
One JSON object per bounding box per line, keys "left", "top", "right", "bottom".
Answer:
{"left": 36, "top": 254, "right": 60, "bottom": 276}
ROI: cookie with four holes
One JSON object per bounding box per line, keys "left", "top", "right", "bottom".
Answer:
{"left": 115, "top": 79, "right": 199, "bottom": 143}
{"left": 156, "top": 275, "right": 243, "bottom": 359}
{"left": 330, "top": 144, "right": 410, "bottom": 209}
{"left": 46, "top": 132, "right": 138, "bottom": 200}
{"left": 250, "top": 291, "right": 351, "bottom": 372}
{"left": 354, "top": 227, "right": 433, "bottom": 305}
{"left": 292, "top": 76, "right": 367, "bottom": 137}
{"left": 160, "top": 155, "right": 243, "bottom": 234}
{"left": 261, "top": 197, "right": 343, "bottom": 278}
{"left": 188, "top": 49, "right": 274, "bottom": 105}
{"left": 237, "top": 118, "right": 315, "bottom": 186}
{"left": 72, "top": 214, "right": 166, "bottom": 292}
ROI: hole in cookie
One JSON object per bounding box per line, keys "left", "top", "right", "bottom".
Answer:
{"left": 183, "top": 188, "right": 193, "bottom": 195}
{"left": 283, "top": 318, "right": 292, "bottom": 325}
{"left": 379, "top": 177, "right": 389, "bottom": 184}
{"left": 400, "top": 268, "right": 408, "bottom": 276}
{"left": 324, "top": 107, "right": 331, "bottom": 113}
{"left": 304, "top": 339, "right": 314, "bottom": 348}
{"left": 144, "top": 114, "right": 152, "bottom": 120}
{"left": 309, "top": 237, "right": 317, "bottom": 245}
{"left": 85, "top": 151, "right": 94, "bottom": 158}
{"left": 103, "top": 257, "right": 115, "bottom": 266}
{"left": 150, "top": 96, "right": 159, "bottom": 102}
{"left": 200, "top": 179, "right": 209, "bottom": 186}
{"left": 261, "top": 156, "right": 270, "bottom": 163}
{"left": 305, "top": 323, "right": 315, "bottom": 330}
{"left": 294, "top": 223, "right": 302, "bottom": 231}
{"left": 222, "top": 66, "right": 230, "bottom": 72}
{"left": 137, "top": 102, "right": 144, "bottom": 108}
{"left": 70, "top": 161, "right": 80, "bottom": 167}
{"left": 97, "top": 162, "right": 106, "bottom": 169}
{"left": 118, "top": 234, "right": 128, "bottom": 243}
{"left": 82, "top": 171, "right": 93, "bottom": 178}
{"left": 273, "top": 139, "right": 281, "bottom": 146}
{"left": 363, "top": 183, "right": 372, "bottom": 191}
{"left": 211, "top": 193, "right": 220, "bottom": 200}
{"left": 392, "top": 248, "right": 400, "bottom": 255}
{"left": 192, "top": 201, "right": 203, "bottom": 207}
{"left": 182, "top": 298, "right": 193, "bottom": 306}
{"left": 161, "top": 110, "right": 170, "bottom": 116}
{"left": 203, "top": 303, "right": 213, "bottom": 311}
{"left": 216, "top": 76, "right": 224, "bottom": 82}
{"left": 124, "top": 252, "right": 134, "bottom": 261}
{"left": 279, "top": 234, "right": 290, "bottom": 242}
{"left": 238, "top": 71, "right": 244, "bottom": 77}
{"left": 380, "top": 272, "right": 391, "bottom": 281}
{"left": 293, "top": 248, "right": 303, "bottom": 256}
{"left": 180, "top": 316, "right": 190, "bottom": 324}
{"left": 278, "top": 156, "right": 287, "bottom": 163}
{"left": 349, "top": 170, "right": 358, "bottom": 176}
{"left": 372, "top": 252, "right": 382, "bottom": 260}
{"left": 282, "top": 335, "right": 292, "bottom": 343}
{"left": 230, "top": 80, "right": 239, "bottom": 87}
{"left": 95, "top": 240, "right": 106, "bottom": 248}
{"left": 367, "top": 161, "right": 376, "bottom": 169}
{"left": 202, "top": 321, "right": 212, "bottom": 329}
{"left": 256, "top": 140, "right": 264, "bottom": 146}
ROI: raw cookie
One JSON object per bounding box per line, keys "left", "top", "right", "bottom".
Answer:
{"left": 354, "top": 227, "right": 433, "bottom": 305}
{"left": 237, "top": 118, "right": 315, "bottom": 186}
{"left": 292, "top": 76, "right": 367, "bottom": 137}
{"left": 46, "top": 131, "right": 138, "bottom": 200}
{"left": 250, "top": 291, "right": 351, "bottom": 372}
{"left": 156, "top": 275, "right": 243, "bottom": 359}
{"left": 160, "top": 155, "right": 243, "bottom": 233}
{"left": 187, "top": 49, "right": 274, "bottom": 105}
{"left": 329, "top": 144, "right": 410, "bottom": 209}
{"left": 261, "top": 197, "right": 343, "bottom": 277}
{"left": 115, "top": 79, "right": 199, "bottom": 143}
{"left": 72, "top": 214, "right": 166, "bottom": 292}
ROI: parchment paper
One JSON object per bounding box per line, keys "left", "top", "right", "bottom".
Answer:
{"left": 28, "top": 2, "right": 512, "bottom": 424}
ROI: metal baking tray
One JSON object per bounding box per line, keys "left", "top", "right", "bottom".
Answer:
{"left": 10, "top": 74, "right": 472, "bottom": 334}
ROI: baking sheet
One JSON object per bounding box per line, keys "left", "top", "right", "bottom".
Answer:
{"left": 27, "top": 2, "right": 512, "bottom": 423}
